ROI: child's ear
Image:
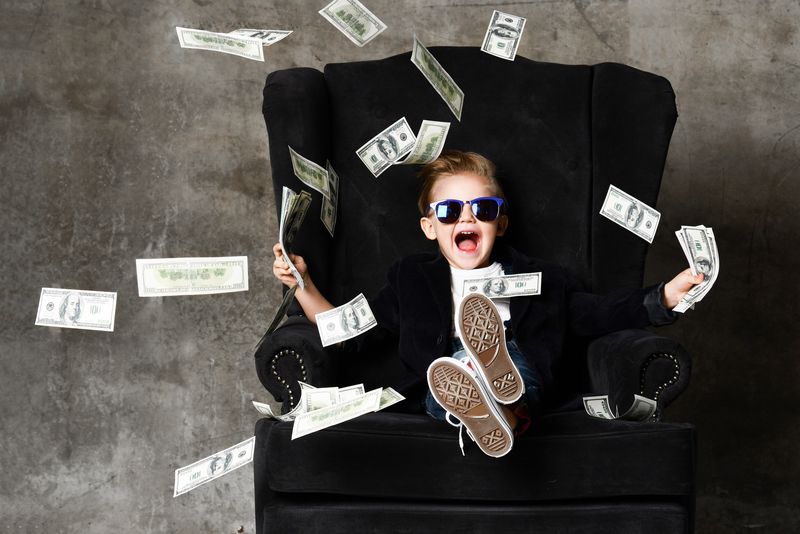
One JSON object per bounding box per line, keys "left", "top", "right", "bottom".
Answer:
{"left": 496, "top": 215, "right": 508, "bottom": 236}
{"left": 419, "top": 216, "right": 438, "bottom": 240}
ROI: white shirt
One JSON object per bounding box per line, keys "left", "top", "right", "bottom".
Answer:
{"left": 450, "top": 262, "right": 511, "bottom": 333}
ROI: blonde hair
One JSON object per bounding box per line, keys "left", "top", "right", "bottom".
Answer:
{"left": 417, "top": 150, "right": 506, "bottom": 215}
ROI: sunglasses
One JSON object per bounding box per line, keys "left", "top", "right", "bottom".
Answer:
{"left": 428, "top": 196, "right": 505, "bottom": 224}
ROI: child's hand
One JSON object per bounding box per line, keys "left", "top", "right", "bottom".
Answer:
{"left": 272, "top": 242, "right": 309, "bottom": 288}
{"left": 663, "top": 268, "right": 704, "bottom": 309}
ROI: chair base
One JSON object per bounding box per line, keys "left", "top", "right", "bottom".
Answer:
{"left": 261, "top": 498, "right": 692, "bottom": 534}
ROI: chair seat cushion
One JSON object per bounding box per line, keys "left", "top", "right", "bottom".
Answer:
{"left": 258, "top": 410, "right": 695, "bottom": 502}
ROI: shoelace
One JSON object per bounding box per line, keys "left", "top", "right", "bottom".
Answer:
{"left": 445, "top": 412, "right": 466, "bottom": 456}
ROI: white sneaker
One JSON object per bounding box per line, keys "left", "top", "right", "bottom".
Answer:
{"left": 427, "top": 357, "right": 514, "bottom": 458}
{"left": 456, "top": 293, "right": 524, "bottom": 404}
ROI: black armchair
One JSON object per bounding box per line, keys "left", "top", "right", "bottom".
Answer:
{"left": 254, "top": 47, "right": 695, "bottom": 534}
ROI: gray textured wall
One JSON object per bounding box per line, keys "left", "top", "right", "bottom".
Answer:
{"left": 1, "top": 1, "right": 797, "bottom": 532}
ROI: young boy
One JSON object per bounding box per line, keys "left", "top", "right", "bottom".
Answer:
{"left": 272, "top": 150, "right": 703, "bottom": 458}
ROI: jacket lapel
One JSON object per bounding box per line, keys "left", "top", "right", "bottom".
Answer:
{"left": 420, "top": 253, "right": 453, "bottom": 330}
{"left": 506, "top": 246, "right": 536, "bottom": 328}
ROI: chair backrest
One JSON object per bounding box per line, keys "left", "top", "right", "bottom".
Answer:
{"left": 263, "top": 47, "right": 677, "bottom": 391}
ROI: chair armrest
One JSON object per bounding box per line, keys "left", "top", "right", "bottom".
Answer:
{"left": 254, "top": 315, "right": 334, "bottom": 414}
{"left": 587, "top": 329, "right": 691, "bottom": 420}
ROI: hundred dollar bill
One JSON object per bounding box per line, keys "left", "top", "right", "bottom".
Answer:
{"left": 279, "top": 186, "right": 313, "bottom": 289}
{"left": 622, "top": 394, "right": 658, "bottom": 421}
{"left": 399, "top": 120, "right": 451, "bottom": 165}
{"left": 35, "top": 288, "right": 117, "bottom": 332}
{"left": 411, "top": 36, "right": 465, "bottom": 121}
{"left": 463, "top": 272, "right": 541, "bottom": 298}
{"left": 338, "top": 383, "right": 366, "bottom": 402}
{"left": 288, "top": 147, "right": 331, "bottom": 199}
{"left": 378, "top": 387, "right": 405, "bottom": 410}
{"left": 583, "top": 394, "right": 657, "bottom": 421}
{"left": 321, "top": 161, "right": 339, "bottom": 237}
{"left": 175, "top": 27, "right": 264, "bottom": 62}
{"left": 301, "top": 386, "right": 340, "bottom": 412}
{"left": 678, "top": 225, "right": 714, "bottom": 278}
{"left": 356, "top": 117, "right": 417, "bottom": 177}
{"left": 173, "top": 436, "right": 255, "bottom": 497}
{"left": 583, "top": 395, "right": 616, "bottom": 419}
{"left": 253, "top": 400, "right": 286, "bottom": 420}
{"left": 319, "top": 0, "right": 387, "bottom": 47}
{"left": 677, "top": 227, "right": 718, "bottom": 307}
{"left": 600, "top": 185, "right": 661, "bottom": 243}
{"left": 252, "top": 382, "right": 317, "bottom": 422}
{"left": 228, "top": 29, "right": 292, "bottom": 45}
{"left": 673, "top": 225, "right": 719, "bottom": 313}
{"left": 316, "top": 293, "right": 378, "bottom": 347}
{"left": 136, "top": 256, "right": 248, "bottom": 297}
{"left": 481, "top": 10, "right": 526, "bottom": 61}
{"left": 253, "top": 382, "right": 320, "bottom": 422}
{"left": 292, "top": 388, "right": 382, "bottom": 439}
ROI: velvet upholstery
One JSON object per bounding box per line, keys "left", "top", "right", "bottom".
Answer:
{"left": 255, "top": 47, "right": 694, "bottom": 533}
{"left": 259, "top": 412, "right": 694, "bottom": 501}
{"left": 264, "top": 501, "right": 690, "bottom": 534}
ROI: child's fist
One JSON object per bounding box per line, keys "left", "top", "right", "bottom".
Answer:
{"left": 663, "top": 268, "right": 704, "bottom": 309}
{"left": 272, "top": 242, "right": 309, "bottom": 288}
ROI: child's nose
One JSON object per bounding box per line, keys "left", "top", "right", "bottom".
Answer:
{"left": 459, "top": 202, "right": 476, "bottom": 222}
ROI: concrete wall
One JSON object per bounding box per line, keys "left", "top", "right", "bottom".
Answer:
{"left": 1, "top": 1, "right": 797, "bottom": 532}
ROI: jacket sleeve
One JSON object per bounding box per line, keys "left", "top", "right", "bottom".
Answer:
{"left": 369, "top": 260, "right": 402, "bottom": 335}
{"left": 567, "top": 272, "right": 677, "bottom": 338}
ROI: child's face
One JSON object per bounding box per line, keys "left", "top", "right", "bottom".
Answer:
{"left": 419, "top": 172, "right": 508, "bottom": 270}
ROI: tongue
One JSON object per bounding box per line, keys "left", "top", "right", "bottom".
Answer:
{"left": 457, "top": 237, "right": 478, "bottom": 252}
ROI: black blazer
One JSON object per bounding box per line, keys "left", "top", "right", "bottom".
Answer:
{"left": 364, "top": 244, "right": 675, "bottom": 397}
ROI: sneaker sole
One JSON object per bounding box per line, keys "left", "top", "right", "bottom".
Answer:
{"left": 427, "top": 358, "right": 513, "bottom": 458}
{"left": 458, "top": 293, "right": 524, "bottom": 404}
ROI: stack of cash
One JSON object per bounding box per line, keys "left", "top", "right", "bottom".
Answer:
{"left": 253, "top": 381, "right": 404, "bottom": 439}
{"left": 673, "top": 225, "right": 720, "bottom": 313}
{"left": 278, "top": 186, "right": 313, "bottom": 289}
{"left": 583, "top": 394, "right": 657, "bottom": 421}
{"left": 321, "top": 162, "right": 340, "bottom": 237}
{"left": 288, "top": 147, "right": 341, "bottom": 237}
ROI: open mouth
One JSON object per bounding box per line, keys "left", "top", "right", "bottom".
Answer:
{"left": 455, "top": 231, "right": 480, "bottom": 253}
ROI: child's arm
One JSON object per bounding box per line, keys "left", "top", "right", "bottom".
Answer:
{"left": 662, "top": 268, "right": 705, "bottom": 309}
{"left": 272, "top": 242, "right": 333, "bottom": 324}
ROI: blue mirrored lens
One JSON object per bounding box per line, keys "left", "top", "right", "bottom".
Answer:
{"left": 435, "top": 201, "right": 460, "bottom": 222}
{"left": 472, "top": 199, "right": 499, "bottom": 221}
